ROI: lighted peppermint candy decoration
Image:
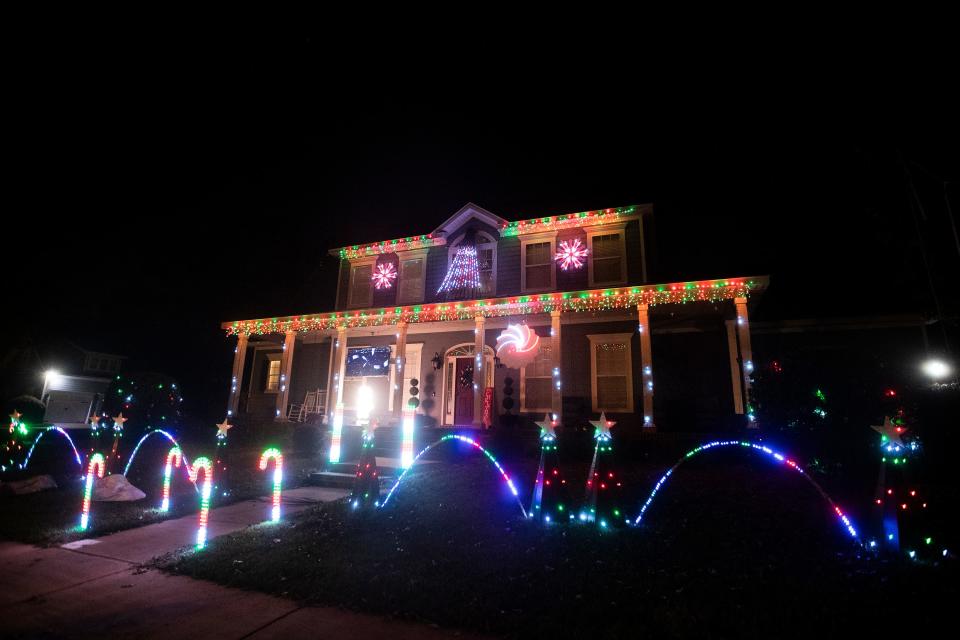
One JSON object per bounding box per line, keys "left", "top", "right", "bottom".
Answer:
{"left": 372, "top": 263, "right": 397, "bottom": 289}
{"left": 555, "top": 238, "right": 589, "bottom": 270}
{"left": 496, "top": 324, "right": 541, "bottom": 369}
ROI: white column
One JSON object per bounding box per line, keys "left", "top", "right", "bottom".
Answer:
{"left": 550, "top": 310, "right": 563, "bottom": 425}
{"left": 637, "top": 304, "right": 655, "bottom": 430}
{"left": 334, "top": 326, "right": 348, "bottom": 407}
{"left": 725, "top": 320, "right": 745, "bottom": 415}
{"left": 392, "top": 321, "right": 409, "bottom": 420}
{"left": 472, "top": 315, "right": 486, "bottom": 427}
{"left": 227, "top": 334, "right": 248, "bottom": 417}
{"left": 275, "top": 331, "right": 296, "bottom": 420}
{"left": 734, "top": 297, "right": 756, "bottom": 427}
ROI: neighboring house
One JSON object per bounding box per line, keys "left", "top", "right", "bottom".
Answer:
{"left": 39, "top": 344, "right": 126, "bottom": 427}
{"left": 222, "top": 203, "right": 768, "bottom": 431}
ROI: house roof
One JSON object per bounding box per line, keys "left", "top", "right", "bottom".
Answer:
{"left": 329, "top": 203, "right": 651, "bottom": 260}
{"left": 222, "top": 274, "right": 768, "bottom": 336}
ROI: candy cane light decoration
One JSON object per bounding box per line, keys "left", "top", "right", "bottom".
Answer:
{"left": 161, "top": 447, "right": 183, "bottom": 512}
{"left": 495, "top": 324, "right": 541, "bottom": 369}
{"left": 79, "top": 453, "right": 105, "bottom": 530}
{"left": 189, "top": 457, "right": 214, "bottom": 549}
{"left": 258, "top": 448, "right": 284, "bottom": 522}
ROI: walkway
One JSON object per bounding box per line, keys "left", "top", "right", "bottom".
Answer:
{"left": 1, "top": 487, "right": 485, "bottom": 639}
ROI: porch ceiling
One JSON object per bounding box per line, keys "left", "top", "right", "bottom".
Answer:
{"left": 223, "top": 275, "right": 769, "bottom": 337}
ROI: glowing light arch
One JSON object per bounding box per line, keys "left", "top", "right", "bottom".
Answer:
{"left": 633, "top": 440, "right": 859, "bottom": 542}
{"left": 20, "top": 426, "right": 83, "bottom": 471}
{"left": 380, "top": 434, "right": 527, "bottom": 518}
{"left": 123, "top": 429, "right": 191, "bottom": 477}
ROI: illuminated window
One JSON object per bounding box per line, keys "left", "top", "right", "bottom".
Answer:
{"left": 587, "top": 333, "right": 633, "bottom": 412}
{"left": 265, "top": 358, "right": 281, "bottom": 392}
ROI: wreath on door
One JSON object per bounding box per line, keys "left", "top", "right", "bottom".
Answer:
{"left": 458, "top": 365, "right": 474, "bottom": 391}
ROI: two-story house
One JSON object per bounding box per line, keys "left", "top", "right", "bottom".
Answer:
{"left": 222, "top": 203, "right": 767, "bottom": 434}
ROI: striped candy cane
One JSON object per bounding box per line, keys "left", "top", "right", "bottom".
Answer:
{"left": 160, "top": 447, "right": 182, "bottom": 512}
{"left": 258, "top": 448, "right": 283, "bottom": 522}
{"left": 80, "top": 453, "right": 105, "bottom": 530}
{"left": 188, "top": 457, "right": 214, "bottom": 549}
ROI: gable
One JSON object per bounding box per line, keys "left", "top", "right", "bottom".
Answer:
{"left": 431, "top": 203, "right": 507, "bottom": 240}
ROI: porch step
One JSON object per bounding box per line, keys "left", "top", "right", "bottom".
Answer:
{"left": 306, "top": 471, "right": 356, "bottom": 489}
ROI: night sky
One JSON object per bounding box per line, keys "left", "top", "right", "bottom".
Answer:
{"left": 7, "top": 34, "right": 958, "bottom": 420}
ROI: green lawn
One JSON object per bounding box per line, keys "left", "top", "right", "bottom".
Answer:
{"left": 0, "top": 447, "right": 320, "bottom": 546}
{"left": 158, "top": 452, "right": 957, "bottom": 638}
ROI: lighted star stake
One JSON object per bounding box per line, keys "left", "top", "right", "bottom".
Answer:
{"left": 582, "top": 413, "right": 625, "bottom": 527}
{"left": 350, "top": 423, "right": 381, "bottom": 509}
{"left": 107, "top": 413, "right": 127, "bottom": 474}
{"left": 555, "top": 238, "right": 589, "bottom": 270}
{"left": 214, "top": 419, "right": 233, "bottom": 499}
{"left": 871, "top": 416, "right": 907, "bottom": 451}
{"left": 530, "top": 415, "right": 569, "bottom": 523}
{"left": 372, "top": 262, "right": 398, "bottom": 289}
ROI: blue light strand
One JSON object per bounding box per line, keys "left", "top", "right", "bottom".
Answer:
{"left": 20, "top": 427, "right": 83, "bottom": 470}
{"left": 379, "top": 434, "right": 527, "bottom": 518}
{"left": 122, "top": 428, "right": 192, "bottom": 479}
{"left": 633, "top": 440, "right": 860, "bottom": 542}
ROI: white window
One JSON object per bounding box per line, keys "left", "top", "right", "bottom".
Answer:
{"left": 521, "top": 337, "right": 552, "bottom": 413}
{"left": 265, "top": 357, "right": 281, "bottom": 393}
{"left": 521, "top": 235, "right": 556, "bottom": 292}
{"left": 449, "top": 231, "right": 497, "bottom": 296}
{"left": 587, "top": 333, "right": 634, "bottom": 412}
{"left": 397, "top": 251, "right": 428, "bottom": 304}
{"left": 348, "top": 259, "right": 376, "bottom": 308}
{"left": 587, "top": 227, "right": 627, "bottom": 287}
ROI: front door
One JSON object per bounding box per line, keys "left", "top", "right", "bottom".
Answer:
{"left": 454, "top": 357, "right": 474, "bottom": 425}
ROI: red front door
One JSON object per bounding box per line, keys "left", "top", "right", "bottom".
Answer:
{"left": 454, "top": 358, "right": 474, "bottom": 425}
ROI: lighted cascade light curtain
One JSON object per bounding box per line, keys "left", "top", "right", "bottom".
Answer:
{"left": 437, "top": 229, "right": 482, "bottom": 301}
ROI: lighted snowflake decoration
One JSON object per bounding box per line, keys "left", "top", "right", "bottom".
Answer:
{"left": 555, "top": 238, "right": 589, "bottom": 270}
{"left": 371, "top": 263, "right": 398, "bottom": 289}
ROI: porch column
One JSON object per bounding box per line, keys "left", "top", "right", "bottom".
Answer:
{"left": 275, "top": 330, "right": 296, "bottom": 420}
{"left": 550, "top": 310, "right": 563, "bottom": 424}
{"left": 725, "top": 320, "right": 745, "bottom": 415}
{"left": 227, "top": 334, "right": 248, "bottom": 417}
{"left": 734, "top": 297, "right": 757, "bottom": 427}
{"left": 472, "top": 315, "right": 486, "bottom": 427}
{"left": 333, "top": 326, "right": 348, "bottom": 407}
{"left": 637, "top": 304, "right": 655, "bottom": 430}
{"left": 392, "top": 321, "right": 409, "bottom": 420}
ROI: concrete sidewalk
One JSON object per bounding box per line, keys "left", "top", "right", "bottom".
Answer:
{"left": 0, "top": 487, "right": 485, "bottom": 639}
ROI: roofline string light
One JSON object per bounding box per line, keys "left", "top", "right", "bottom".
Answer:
{"left": 225, "top": 278, "right": 763, "bottom": 336}
{"left": 258, "top": 448, "right": 284, "bottom": 522}
{"left": 379, "top": 434, "right": 527, "bottom": 518}
{"left": 633, "top": 440, "right": 860, "bottom": 542}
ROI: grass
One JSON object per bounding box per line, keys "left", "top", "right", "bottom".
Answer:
{"left": 158, "top": 448, "right": 958, "bottom": 638}
{"left": 0, "top": 445, "right": 321, "bottom": 546}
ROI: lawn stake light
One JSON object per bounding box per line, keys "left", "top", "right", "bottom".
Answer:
{"left": 161, "top": 447, "right": 183, "bottom": 512}
{"left": 189, "top": 457, "right": 214, "bottom": 549}
{"left": 79, "top": 453, "right": 106, "bottom": 531}
{"left": 258, "top": 447, "right": 284, "bottom": 522}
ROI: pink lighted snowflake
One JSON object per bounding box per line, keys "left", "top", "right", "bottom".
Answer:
{"left": 555, "top": 238, "right": 589, "bottom": 270}
{"left": 372, "top": 263, "right": 397, "bottom": 289}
